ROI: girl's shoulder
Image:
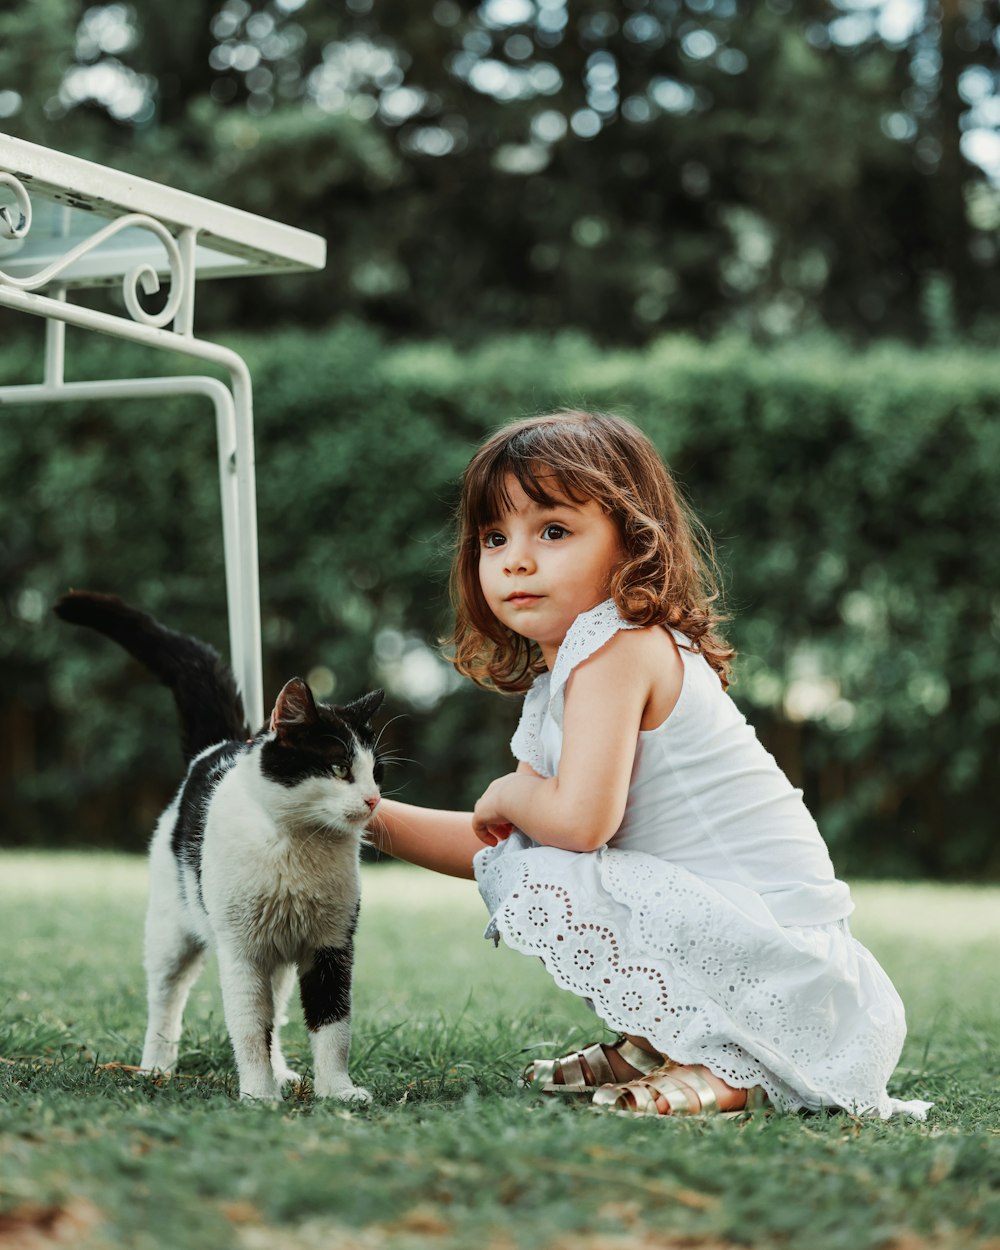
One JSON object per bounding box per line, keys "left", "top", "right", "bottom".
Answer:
{"left": 571, "top": 615, "right": 678, "bottom": 674}
{"left": 575, "top": 619, "right": 683, "bottom": 733}
{"left": 548, "top": 599, "right": 635, "bottom": 698}
{"left": 555, "top": 600, "right": 680, "bottom": 673}
{"left": 554, "top": 599, "right": 637, "bottom": 670}
{"left": 549, "top": 601, "right": 682, "bottom": 726}
{"left": 512, "top": 606, "right": 680, "bottom": 770}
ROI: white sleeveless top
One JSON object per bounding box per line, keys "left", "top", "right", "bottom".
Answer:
{"left": 509, "top": 599, "right": 853, "bottom": 928}
{"left": 476, "top": 601, "right": 930, "bottom": 1117}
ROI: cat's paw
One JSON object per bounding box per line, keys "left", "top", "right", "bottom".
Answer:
{"left": 274, "top": 1065, "right": 302, "bottom": 1087}
{"left": 338, "top": 1084, "right": 372, "bottom": 1106}
{"left": 140, "top": 1047, "right": 179, "bottom": 1074}
{"left": 318, "top": 1082, "right": 371, "bottom": 1106}
{"left": 238, "top": 1077, "right": 282, "bottom": 1104}
{"left": 239, "top": 1090, "right": 282, "bottom": 1105}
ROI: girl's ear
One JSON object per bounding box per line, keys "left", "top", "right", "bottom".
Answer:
{"left": 270, "top": 678, "right": 318, "bottom": 733}
{"left": 341, "top": 689, "right": 385, "bottom": 727}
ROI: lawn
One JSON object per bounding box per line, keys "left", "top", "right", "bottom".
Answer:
{"left": 1, "top": 851, "right": 997, "bottom": 1250}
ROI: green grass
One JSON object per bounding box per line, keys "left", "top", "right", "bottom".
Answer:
{"left": 1, "top": 853, "right": 997, "bottom": 1250}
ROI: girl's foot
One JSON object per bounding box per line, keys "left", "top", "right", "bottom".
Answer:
{"left": 592, "top": 1062, "right": 767, "bottom": 1117}
{"left": 523, "top": 1036, "right": 663, "bottom": 1094}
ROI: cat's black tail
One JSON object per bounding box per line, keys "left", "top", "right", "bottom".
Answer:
{"left": 54, "top": 590, "right": 249, "bottom": 764}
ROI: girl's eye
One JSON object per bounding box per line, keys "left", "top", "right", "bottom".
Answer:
{"left": 542, "top": 524, "right": 569, "bottom": 540}
{"left": 332, "top": 763, "right": 351, "bottom": 781}
{"left": 481, "top": 531, "right": 506, "bottom": 549}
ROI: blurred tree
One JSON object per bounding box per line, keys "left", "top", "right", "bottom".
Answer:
{"left": 0, "top": 0, "right": 84, "bottom": 146}
{"left": 2, "top": 0, "right": 998, "bottom": 342}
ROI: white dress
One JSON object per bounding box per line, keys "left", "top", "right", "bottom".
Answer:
{"left": 474, "top": 601, "right": 931, "bottom": 1118}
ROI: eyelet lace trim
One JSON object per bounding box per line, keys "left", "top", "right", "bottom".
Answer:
{"left": 509, "top": 600, "right": 641, "bottom": 774}
{"left": 475, "top": 843, "right": 932, "bottom": 1119}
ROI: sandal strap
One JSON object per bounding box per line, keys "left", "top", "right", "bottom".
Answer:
{"left": 525, "top": 1037, "right": 660, "bottom": 1091}
{"left": 640, "top": 1068, "right": 712, "bottom": 1114}
{"left": 558, "top": 1053, "right": 587, "bottom": 1090}
{"left": 615, "top": 1039, "right": 663, "bottom": 1076}
{"left": 523, "top": 1046, "right": 612, "bottom": 1092}
{"left": 524, "top": 1057, "right": 556, "bottom": 1088}
{"left": 592, "top": 1064, "right": 722, "bottom": 1116}
{"left": 618, "top": 1082, "right": 666, "bottom": 1116}
{"left": 666, "top": 1066, "right": 720, "bottom": 1113}
{"left": 577, "top": 1043, "right": 617, "bottom": 1086}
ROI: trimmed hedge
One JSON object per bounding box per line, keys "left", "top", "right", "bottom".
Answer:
{"left": 2, "top": 322, "right": 998, "bottom": 877}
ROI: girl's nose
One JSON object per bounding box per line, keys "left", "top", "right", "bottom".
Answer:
{"left": 503, "top": 541, "right": 535, "bottom": 575}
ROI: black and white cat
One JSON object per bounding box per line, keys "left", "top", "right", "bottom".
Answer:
{"left": 55, "top": 590, "right": 383, "bottom": 1104}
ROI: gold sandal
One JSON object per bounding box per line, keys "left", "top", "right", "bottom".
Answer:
{"left": 591, "top": 1063, "right": 769, "bottom": 1118}
{"left": 522, "top": 1037, "right": 664, "bottom": 1097}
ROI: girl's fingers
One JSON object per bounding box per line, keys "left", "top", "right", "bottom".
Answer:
{"left": 474, "top": 821, "right": 514, "bottom": 846}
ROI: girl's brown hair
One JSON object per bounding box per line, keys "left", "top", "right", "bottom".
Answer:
{"left": 448, "top": 410, "right": 735, "bottom": 692}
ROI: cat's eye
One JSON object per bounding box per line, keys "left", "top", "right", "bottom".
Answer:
{"left": 332, "top": 764, "right": 351, "bottom": 781}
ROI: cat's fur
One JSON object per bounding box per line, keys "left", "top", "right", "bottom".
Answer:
{"left": 55, "top": 590, "right": 384, "bottom": 1103}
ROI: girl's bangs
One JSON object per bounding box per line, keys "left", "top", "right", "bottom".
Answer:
{"left": 468, "top": 430, "right": 593, "bottom": 531}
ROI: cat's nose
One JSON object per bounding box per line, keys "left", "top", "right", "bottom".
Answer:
{"left": 364, "top": 795, "right": 380, "bottom": 812}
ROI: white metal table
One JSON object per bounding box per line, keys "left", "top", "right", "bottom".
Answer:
{"left": 0, "top": 134, "right": 326, "bottom": 727}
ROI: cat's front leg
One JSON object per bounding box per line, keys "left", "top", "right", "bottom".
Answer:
{"left": 216, "top": 945, "right": 281, "bottom": 1102}
{"left": 270, "top": 963, "right": 301, "bottom": 1087}
{"left": 299, "top": 943, "right": 370, "bottom": 1104}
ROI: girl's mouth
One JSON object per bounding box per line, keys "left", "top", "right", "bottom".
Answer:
{"left": 506, "top": 593, "right": 542, "bottom": 606}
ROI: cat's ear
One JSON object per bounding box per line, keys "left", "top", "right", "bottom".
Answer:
{"left": 341, "top": 688, "right": 384, "bottom": 727}
{"left": 270, "top": 678, "right": 318, "bottom": 734}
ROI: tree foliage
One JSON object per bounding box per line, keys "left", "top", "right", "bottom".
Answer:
{"left": 2, "top": 324, "right": 999, "bottom": 879}
{"left": 1, "top": 0, "right": 998, "bottom": 342}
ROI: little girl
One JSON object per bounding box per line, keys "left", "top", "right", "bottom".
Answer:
{"left": 371, "top": 410, "right": 930, "bottom": 1119}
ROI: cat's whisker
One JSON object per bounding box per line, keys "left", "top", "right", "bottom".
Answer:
{"left": 381, "top": 783, "right": 412, "bottom": 800}
{"left": 374, "top": 714, "right": 408, "bottom": 751}
{"left": 376, "top": 753, "right": 419, "bottom": 770}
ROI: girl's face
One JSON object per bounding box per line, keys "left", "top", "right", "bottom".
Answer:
{"left": 478, "top": 476, "right": 623, "bottom": 667}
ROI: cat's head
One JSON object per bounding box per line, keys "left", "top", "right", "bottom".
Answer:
{"left": 259, "top": 677, "right": 385, "bottom": 832}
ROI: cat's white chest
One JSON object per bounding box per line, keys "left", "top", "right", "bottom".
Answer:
{"left": 199, "top": 767, "right": 361, "bottom": 963}
{"left": 244, "top": 853, "right": 358, "bottom": 961}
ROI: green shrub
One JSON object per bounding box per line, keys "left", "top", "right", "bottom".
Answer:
{"left": 2, "top": 323, "right": 997, "bottom": 877}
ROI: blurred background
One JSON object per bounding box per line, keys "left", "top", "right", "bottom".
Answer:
{"left": 0, "top": 0, "right": 998, "bottom": 879}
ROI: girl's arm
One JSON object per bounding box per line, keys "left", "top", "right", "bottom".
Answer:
{"left": 473, "top": 628, "right": 682, "bottom": 853}
{"left": 367, "top": 799, "right": 482, "bottom": 879}
{"left": 370, "top": 761, "right": 546, "bottom": 876}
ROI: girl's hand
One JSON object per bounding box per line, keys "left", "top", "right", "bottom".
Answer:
{"left": 473, "top": 775, "right": 518, "bottom": 846}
